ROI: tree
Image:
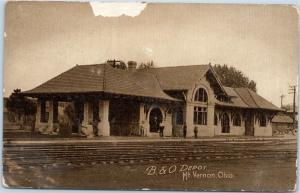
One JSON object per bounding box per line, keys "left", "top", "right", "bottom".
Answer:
{"left": 6, "top": 89, "right": 37, "bottom": 128}
{"left": 213, "top": 64, "right": 257, "bottom": 92}
{"left": 137, "top": 60, "right": 155, "bottom": 69}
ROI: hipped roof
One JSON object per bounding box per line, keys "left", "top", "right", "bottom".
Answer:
{"left": 23, "top": 63, "right": 282, "bottom": 111}
{"left": 23, "top": 64, "right": 178, "bottom": 101}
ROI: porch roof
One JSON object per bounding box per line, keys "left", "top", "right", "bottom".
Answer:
{"left": 216, "top": 87, "right": 283, "bottom": 111}
{"left": 272, "top": 114, "right": 293, "bottom": 123}
{"left": 22, "top": 64, "right": 180, "bottom": 102}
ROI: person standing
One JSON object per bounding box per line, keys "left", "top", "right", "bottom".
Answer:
{"left": 183, "top": 122, "right": 187, "bottom": 138}
{"left": 159, "top": 121, "right": 165, "bottom": 137}
{"left": 194, "top": 126, "right": 198, "bottom": 139}
{"left": 92, "top": 118, "right": 99, "bottom": 136}
{"left": 140, "top": 121, "right": 145, "bottom": 136}
{"left": 154, "top": 116, "right": 158, "bottom": 133}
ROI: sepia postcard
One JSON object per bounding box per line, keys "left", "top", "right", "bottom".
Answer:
{"left": 2, "top": 1, "right": 298, "bottom": 192}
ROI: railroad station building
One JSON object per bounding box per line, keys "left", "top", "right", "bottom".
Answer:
{"left": 21, "top": 61, "right": 282, "bottom": 137}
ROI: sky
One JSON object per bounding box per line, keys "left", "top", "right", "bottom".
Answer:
{"left": 3, "top": 2, "right": 298, "bottom": 107}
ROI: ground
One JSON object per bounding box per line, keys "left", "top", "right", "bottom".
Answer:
{"left": 2, "top": 135, "right": 297, "bottom": 191}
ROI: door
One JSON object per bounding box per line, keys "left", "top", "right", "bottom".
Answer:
{"left": 221, "top": 113, "right": 230, "bottom": 133}
{"left": 149, "top": 108, "right": 163, "bottom": 133}
{"left": 245, "top": 112, "right": 254, "bottom": 136}
{"left": 74, "top": 101, "right": 84, "bottom": 134}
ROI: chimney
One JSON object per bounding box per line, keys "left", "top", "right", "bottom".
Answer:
{"left": 128, "top": 61, "right": 137, "bottom": 72}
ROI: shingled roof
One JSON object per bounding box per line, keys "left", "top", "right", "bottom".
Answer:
{"left": 216, "top": 87, "right": 282, "bottom": 111}
{"left": 138, "top": 65, "right": 280, "bottom": 111}
{"left": 23, "top": 64, "right": 178, "bottom": 101}
{"left": 23, "top": 63, "right": 281, "bottom": 111}
{"left": 138, "top": 65, "right": 210, "bottom": 90}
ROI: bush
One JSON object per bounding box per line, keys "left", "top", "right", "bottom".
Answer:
{"left": 58, "top": 104, "right": 76, "bottom": 137}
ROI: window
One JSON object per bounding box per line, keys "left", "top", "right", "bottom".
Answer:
{"left": 194, "top": 88, "right": 208, "bottom": 102}
{"left": 40, "top": 100, "right": 49, "bottom": 123}
{"left": 259, "top": 114, "right": 267, "bottom": 127}
{"left": 214, "top": 113, "right": 218, "bottom": 125}
{"left": 233, "top": 114, "right": 241, "bottom": 126}
{"left": 193, "top": 107, "right": 207, "bottom": 125}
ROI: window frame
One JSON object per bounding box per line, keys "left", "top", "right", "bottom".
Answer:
{"left": 194, "top": 88, "right": 208, "bottom": 102}
{"left": 232, "top": 114, "right": 241, "bottom": 126}
{"left": 259, "top": 114, "right": 267, "bottom": 127}
{"left": 193, "top": 106, "right": 207, "bottom": 125}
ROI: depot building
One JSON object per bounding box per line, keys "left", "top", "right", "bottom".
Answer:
{"left": 21, "top": 61, "right": 282, "bottom": 137}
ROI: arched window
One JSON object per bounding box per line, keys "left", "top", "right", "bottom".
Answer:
{"left": 214, "top": 113, "right": 218, "bottom": 125}
{"left": 194, "top": 88, "right": 208, "bottom": 102}
{"left": 259, "top": 114, "right": 267, "bottom": 127}
{"left": 233, "top": 114, "right": 241, "bottom": 126}
{"left": 221, "top": 113, "right": 230, "bottom": 133}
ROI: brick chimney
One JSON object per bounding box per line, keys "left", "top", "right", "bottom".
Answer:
{"left": 128, "top": 61, "right": 137, "bottom": 72}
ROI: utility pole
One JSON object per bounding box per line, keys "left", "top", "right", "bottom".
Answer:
{"left": 280, "top": 94, "right": 285, "bottom": 108}
{"left": 289, "top": 85, "right": 297, "bottom": 129}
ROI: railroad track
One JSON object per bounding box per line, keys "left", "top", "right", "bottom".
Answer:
{"left": 3, "top": 140, "right": 297, "bottom": 169}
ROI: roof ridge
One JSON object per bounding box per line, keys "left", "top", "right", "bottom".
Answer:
{"left": 143, "top": 64, "right": 210, "bottom": 69}
{"left": 206, "top": 65, "right": 228, "bottom": 97}
{"left": 76, "top": 63, "right": 105, "bottom": 67}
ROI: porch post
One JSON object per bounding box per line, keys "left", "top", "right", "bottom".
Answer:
{"left": 98, "top": 100, "right": 110, "bottom": 136}
{"left": 80, "top": 101, "right": 94, "bottom": 137}
{"left": 82, "top": 102, "right": 89, "bottom": 127}
{"left": 47, "top": 100, "right": 54, "bottom": 133}
{"left": 35, "top": 99, "right": 41, "bottom": 131}
{"left": 207, "top": 105, "right": 215, "bottom": 136}
{"left": 185, "top": 103, "right": 194, "bottom": 137}
{"left": 139, "top": 103, "right": 147, "bottom": 136}
{"left": 163, "top": 109, "right": 173, "bottom": 137}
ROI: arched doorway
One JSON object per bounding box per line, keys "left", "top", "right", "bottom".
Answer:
{"left": 221, "top": 113, "right": 230, "bottom": 133}
{"left": 149, "top": 108, "right": 163, "bottom": 133}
